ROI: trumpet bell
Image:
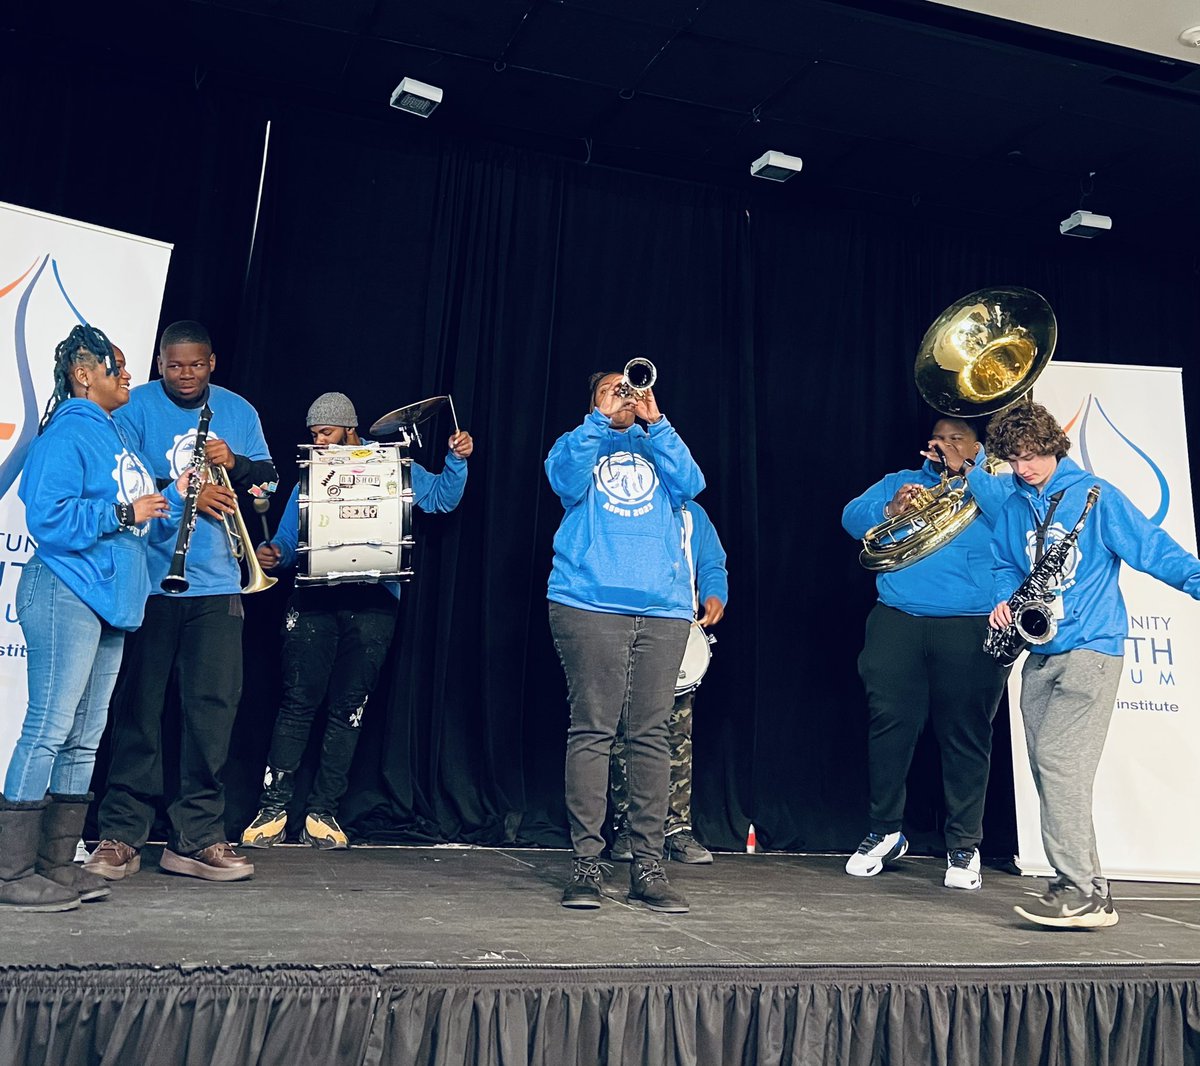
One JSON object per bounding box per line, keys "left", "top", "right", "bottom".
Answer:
{"left": 914, "top": 286, "right": 1057, "bottom": 417}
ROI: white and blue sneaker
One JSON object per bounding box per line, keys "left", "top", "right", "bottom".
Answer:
{"left": 944, "top": 847, "right": 982, "bottom": 890}
{"left": 845, "top": 831, "right": 908, "bottom": 877}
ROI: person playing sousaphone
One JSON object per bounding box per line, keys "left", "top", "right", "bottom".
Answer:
{"left": 839, "top": 287, "right": 1055, "bottom": 891}
{"left": 240, "top": 392, "right": 471, "bottom": 851}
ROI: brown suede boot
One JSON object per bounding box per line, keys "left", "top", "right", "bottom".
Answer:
{"left": 0, "top": 797, "right": 80, "bottom": 912}
{"left": 37, "top": 794, "right": 111, "bottom": 902}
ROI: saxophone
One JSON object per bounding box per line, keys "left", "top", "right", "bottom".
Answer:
{"left": 983, "top": 484, "right": 1101, "bottom": 666}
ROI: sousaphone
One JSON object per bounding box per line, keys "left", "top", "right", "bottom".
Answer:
{"left": 859, "top": 286, "right": 1057, "bottom": 572}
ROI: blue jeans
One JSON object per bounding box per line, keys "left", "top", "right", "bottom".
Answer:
{"left": 3, "top": 557, "right": 126, "bottom": 802}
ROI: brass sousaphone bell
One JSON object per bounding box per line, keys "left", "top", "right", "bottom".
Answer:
{"left": 859, "top": 286, "right": 1057, "bottom": 572}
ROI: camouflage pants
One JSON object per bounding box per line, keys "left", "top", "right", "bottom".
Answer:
{"left": 610, "top": 690, "right": 695, "bottom": 835}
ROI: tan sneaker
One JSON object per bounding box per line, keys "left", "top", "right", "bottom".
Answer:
{"left": 300, "top": 812, "right": 349, "bottom": 850}
{"left": 241, "top": 808, "right": 287, "bottom": 848}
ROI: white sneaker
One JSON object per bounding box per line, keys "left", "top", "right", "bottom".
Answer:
{"left": 845, "top": 831, "right": 908, "bottom": 877}
{"left": 74, "top": 839, "right": 90, "bottom": 864}
{"left": 944, "top": 847, "right": 982, "bottom": 890}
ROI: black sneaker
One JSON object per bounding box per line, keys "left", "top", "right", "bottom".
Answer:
{"left": 1098, "top": 887, "right": 1120, "bottom": 927}
{"left": 664, "top": 829, "right": 713, "bottom": 865}
{"left": 610, "top": 823, "right": 632, "bottom": 863}
{"left": 628, "top": 859, "right": 689, "bottom": 913}
{"left": 1014, "top": 881, "right": 1107, "bottom": 929}
{"left": 561, "top": 857, "right": 609, "bottom": 909}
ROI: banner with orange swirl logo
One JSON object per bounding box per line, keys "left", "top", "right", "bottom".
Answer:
{"left": 0, "top": 202, "right": 172, "bottom": 779}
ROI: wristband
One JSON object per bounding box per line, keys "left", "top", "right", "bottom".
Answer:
{"left": 114, "top": 502, "right": 134, "bottom": 528}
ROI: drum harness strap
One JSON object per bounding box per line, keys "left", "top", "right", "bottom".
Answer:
{"left": 681, "top": 504, "right": 698, "bottom": 618}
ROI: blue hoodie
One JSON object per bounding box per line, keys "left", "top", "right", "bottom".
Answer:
{"left": 992, "top": 455, "right": 1200, "bottom": 656}
{"left": 115, "top": 382, "right": 272, "bottom": 596}
{"left": 546, "top": 409, "right": 705, "bottom": 619}
{"left": 268, "top": 445, "right": 468, "bottom": 600}
{"left": 683, "top": 500, "right": 729, "bottom": 608}
{"left": 842, "top": 450, "right": 1014, "bottom": 617}
{"left": 19, "top": 399, "right": 181, "bottom": 630}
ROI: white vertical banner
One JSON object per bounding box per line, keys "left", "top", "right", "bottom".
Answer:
{"left": 1009, "top": 360, "right": 1200, "bottom": 883}
{"left": 0, "top": 202, "right": 172, "bottom": 781}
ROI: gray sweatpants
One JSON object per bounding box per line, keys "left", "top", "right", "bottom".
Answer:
{"left": 1020, "top": 648, "right": 1124, "bottom": 895}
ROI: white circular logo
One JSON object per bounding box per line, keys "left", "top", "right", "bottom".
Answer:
{"left": 112, "top": 449, "right": 156, "bottom": 536}
{"left": 1025, "top": 524, "right": 1082, "bottom": 591}
{"left": 167, "top": 431, "right": 197, "bottom": 479}
{"left": 594, "top": 452, "right": 659, "bottom": 506}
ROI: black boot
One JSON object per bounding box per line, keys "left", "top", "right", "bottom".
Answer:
{"left": 0, "top": 797, "right": 80, "bottom": 912}
{"left": 37, "top": 794, "right": 111, "bottom": 902}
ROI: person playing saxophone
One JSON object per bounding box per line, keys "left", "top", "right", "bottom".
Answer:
{"left": 986, "top": 402, "right": 1200, "bottom": 929}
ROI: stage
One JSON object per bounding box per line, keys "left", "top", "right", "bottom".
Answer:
{"left": 1, "top": 848, "right": 1198, "bottom": 1065}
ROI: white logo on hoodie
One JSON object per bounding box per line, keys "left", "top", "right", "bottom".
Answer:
{"left": 112, "top": 449, "right": 156, "bottom": 536}
{"left": 594, "top": 452, "right": 659, "bottom": 517}
{"left": 1024, "top": 523, "right": 1082, "bottom": 592}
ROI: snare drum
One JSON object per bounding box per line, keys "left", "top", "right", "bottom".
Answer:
{"left": 676, "top": 621, "right": 715, "bottom": 695}
{"left": 296, "top": 443, "right": 415, "bottom": 586}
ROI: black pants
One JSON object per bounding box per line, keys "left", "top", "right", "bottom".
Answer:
{"left": 264, "top": 596, "right": 397, "bottom": 816}
{"left": 857, "top": 604, "right": 1008, "bottom": 851}
{"left": 97, "top": 594, "right": 244, "bottom": 854}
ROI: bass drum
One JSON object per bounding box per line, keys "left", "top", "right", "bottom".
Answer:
{"left": 675, "top": 621, "right": 715, "bottom": 696}
{"left": 296, "top": 443, "right": 415, "bottom": 585}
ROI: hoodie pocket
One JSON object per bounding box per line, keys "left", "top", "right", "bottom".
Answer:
{"left": 579, "top": 530, "right": 678, "bottom": 606}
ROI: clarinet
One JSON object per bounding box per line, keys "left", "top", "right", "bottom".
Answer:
{"left": 161, "top": 403, "right": 213, "bottom": 594}
{"left": 983, "top": 484, "right": 1101, "bottom": 667}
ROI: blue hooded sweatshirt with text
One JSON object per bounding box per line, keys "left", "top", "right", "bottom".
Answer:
{"left": 842, "top": 449, "right": 1014, "bottom": 617}
{"left": 546, "top": 409, "right": 705, "bottom": 619}
{"left": 19, "top": 399, "right": 181, "bottom": 630}
{"left": 991, "top": 455, "right": 1200, "bottom": 656}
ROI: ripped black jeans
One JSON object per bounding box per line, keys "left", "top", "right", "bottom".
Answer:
{"left": 262, "top": 593, "right": 398, "bottom": 816}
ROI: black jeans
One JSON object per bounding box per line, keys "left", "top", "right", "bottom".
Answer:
{"left": 263, "top": 595, "right": 398, "bottom": 816}
{"left": 97, "top": 594, "right": 244, "bottom": 854}
{"left": 857, "top": 604, "right": 1009, "bottom": 851}
{"left": 549, "top": 601, "right": 690, "bottom": 863}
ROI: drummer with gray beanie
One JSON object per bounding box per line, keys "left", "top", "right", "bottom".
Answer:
{"left": 241, "top": 391, "right": 471, "bottom": 850}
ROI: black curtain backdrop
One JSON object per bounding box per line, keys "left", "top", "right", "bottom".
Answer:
{"left": 4, "top": 51, "right": 1200, "bottom": 858}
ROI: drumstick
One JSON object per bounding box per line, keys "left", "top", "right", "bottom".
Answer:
{"left": 447, "top": 394, "right": 461, "bottom": 436}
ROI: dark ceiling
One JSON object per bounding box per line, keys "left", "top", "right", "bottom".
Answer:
{"left": 8, "top": 0, "right": 1200, "bottom": 244}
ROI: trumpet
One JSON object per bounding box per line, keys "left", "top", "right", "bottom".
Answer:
{"left": 615, "top": 357, "right": 656, "bottom": 398}
{"left": 211, "top": 463, "right": 277, "bottom": 594}
{"left": 161, "top": 403, "right": 276, "bottom": 595}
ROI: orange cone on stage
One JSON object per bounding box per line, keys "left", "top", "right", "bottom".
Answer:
{"left": 745, "top": 823, "right": 757, "bottom": 854}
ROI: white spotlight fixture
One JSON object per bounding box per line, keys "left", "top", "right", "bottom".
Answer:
{"left": 390, "top": 77, "right": 443, "bottom": 118}
{"left": 1059, "top": 210, "right": 1112, "bottom": 238}
{"left": 1178, "top": 25, "right": 1200, "bottom": 47}
{"left": 750, "top": 150, "right": 804, "bottom": 182}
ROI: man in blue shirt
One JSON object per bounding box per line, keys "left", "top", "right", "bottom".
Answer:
{"left": 87, "top": 321, "right": 277, "bottom": 883}
{"left": 240, "top": 392, "right": 471, "bottom": 851}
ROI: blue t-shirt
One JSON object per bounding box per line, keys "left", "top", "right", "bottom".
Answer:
{"left": 115, "top": 382, "right": 272, "bottom": 596}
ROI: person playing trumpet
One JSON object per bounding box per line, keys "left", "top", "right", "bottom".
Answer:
{"left": 87, "top": 321, "right": 277, "bottom": 884}
{"left": 547, "top": 366, "right": 704, "bottom": 913}
{"left": 241, "top": 392, "right": 472, "bottom": 851}
{"left": 842, "top": 416, "right": 1014, "bottom": 890}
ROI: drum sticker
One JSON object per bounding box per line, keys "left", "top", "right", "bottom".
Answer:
{"left": 387, "top": 479, "right": 397, "bottom": 496}
{"left": 594, "top": 452, "right": 659, "bottom": 517}
{"left": 340, "top": 504, "right": 379, "bottom": 519}
{"left": 327, "top": 486, "right": 341, "bottom": 497}
{"left": 321, "top": 470, "right": 336, "bottom": 487}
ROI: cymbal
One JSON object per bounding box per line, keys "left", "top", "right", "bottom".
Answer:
{"left": 370, "top": 396, "right": 450, "bottom": 436}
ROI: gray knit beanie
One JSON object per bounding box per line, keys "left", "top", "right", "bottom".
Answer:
{"left": 306, "top": 392, "right": 358, "bottom": 428}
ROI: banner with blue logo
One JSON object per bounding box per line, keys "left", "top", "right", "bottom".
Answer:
{"left": 0, "top": 201, "right": 172, "bottom": 780}
{"left": 1009, "top": 360, "right": 1200, "bottom": 883}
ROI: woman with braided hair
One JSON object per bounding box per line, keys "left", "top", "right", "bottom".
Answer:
{"left": 0, "top": 324, "right": 185, "bottom": 912}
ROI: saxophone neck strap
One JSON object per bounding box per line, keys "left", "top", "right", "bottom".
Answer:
{"left": 1034, "top": 490, "right": 1066, "bottom": 565}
